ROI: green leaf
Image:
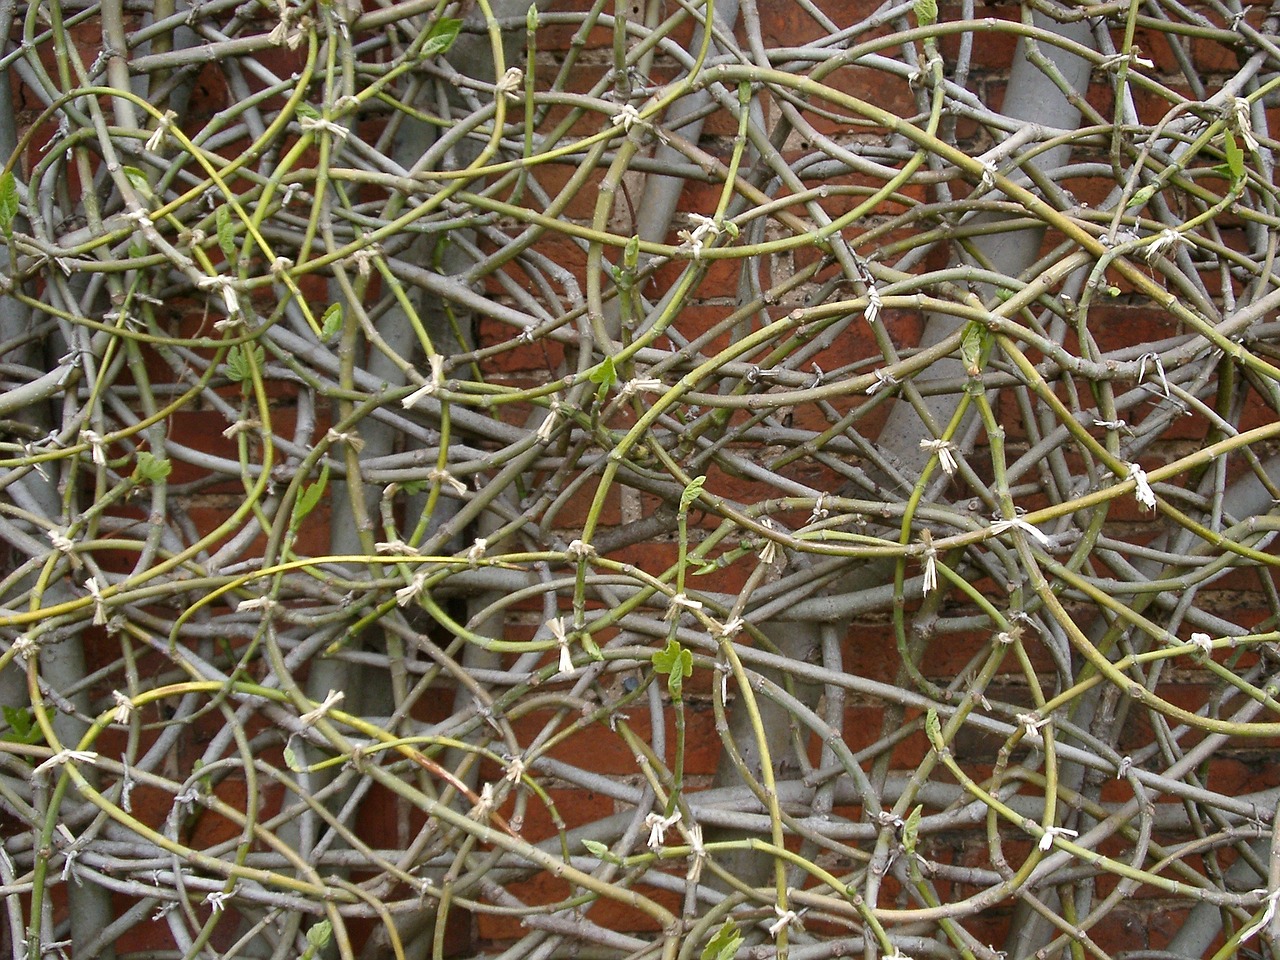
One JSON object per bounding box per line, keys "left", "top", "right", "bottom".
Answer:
{"left": 653, "top": 638, "right": 693, "bottom": 698}
{"left": 526, "top": 3, "right": 538, "bottom": 31}
{"left": 960, "top": 320, "right": 989, "bottom": 377}
{"left": 1224, "top": 129, "right": 1245, "bottom": 182}
{"left": 2, "top": 706, "right": 43, "bottom": 745}
{"left": 122, "top": 166, "right": 152, "bottom": 199}
{"left": 580, "top": 632, "right": 603, "bottom": 662}
{"left": 652, "top": 638, "right": 693, "bottom": 678}
{"left": 422, "top": 17, "right": 462, "bottom": 57}
{"left": 215, "top": 205, "right": 236, "bottom": 260}
{"left": 306, "top": 920, "right": 332, "bottom": 950}
{"left": 283, "top": 740, "right": 303, "bottom": 771}
{"left": 225, "top": 344, "right": 264, "bottom": 383}
{"left": 583, "top": 839, "right": 612, "bottom": 860}
{"left": 924, "top": 709, "right": 943, "bottom": 749}
{"left": 1126, "top": 182, "right": 1157, "bottom": 209}
{"left": 902, "top": 804, "right": 922, "bottom": 855}
{"left": 133, "top": 451, "right": 172, "bottom": 483}
{"left": 296, "top": 103, "right": 321, "bottom": 121}
{"left": 702, "top": 919, "right": 742, "bottom": 960}
{"left": 589, "top": 355, "right": 618, "bottom": 403}
{"left": 914, "top": 0, "right": 937, "bottom": 26}
{"left": 589, "top": 354, "right": 617, "bottom": 399}
{"left": 680, "top": 476, "right": 706, "bottom": 514}
{"left": 2, "top": 706, "right": 29, "bottom": 736}
{"left": 320, "top": 303, "right": 343, "bottom": 342}
{"left": 192, "top": 757, "right": 212, "bottom": 791}
{"left": 291, "top": 464, "right": 330, "bottom": 529}
{"left": 623, "top": 234, "right": 640, "bottom": 270}
{"left": 0, "top": 171, "right": 19, "bottom": 236}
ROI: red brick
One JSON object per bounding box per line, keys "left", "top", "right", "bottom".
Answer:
{"left": 503, "top": 786, "right": 614, "bottom": 843}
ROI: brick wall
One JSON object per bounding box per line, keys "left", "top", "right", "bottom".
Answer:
{"left": 1, "top": 0, "right": 1279, "bottom": 957}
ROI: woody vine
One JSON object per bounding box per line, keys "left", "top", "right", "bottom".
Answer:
{"left": 1, "top": 1, "right": 1280, "bottom": 959}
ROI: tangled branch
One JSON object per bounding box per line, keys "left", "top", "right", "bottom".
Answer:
{"left": 1, "top": 0, "right": 1280, "bottom": 958}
